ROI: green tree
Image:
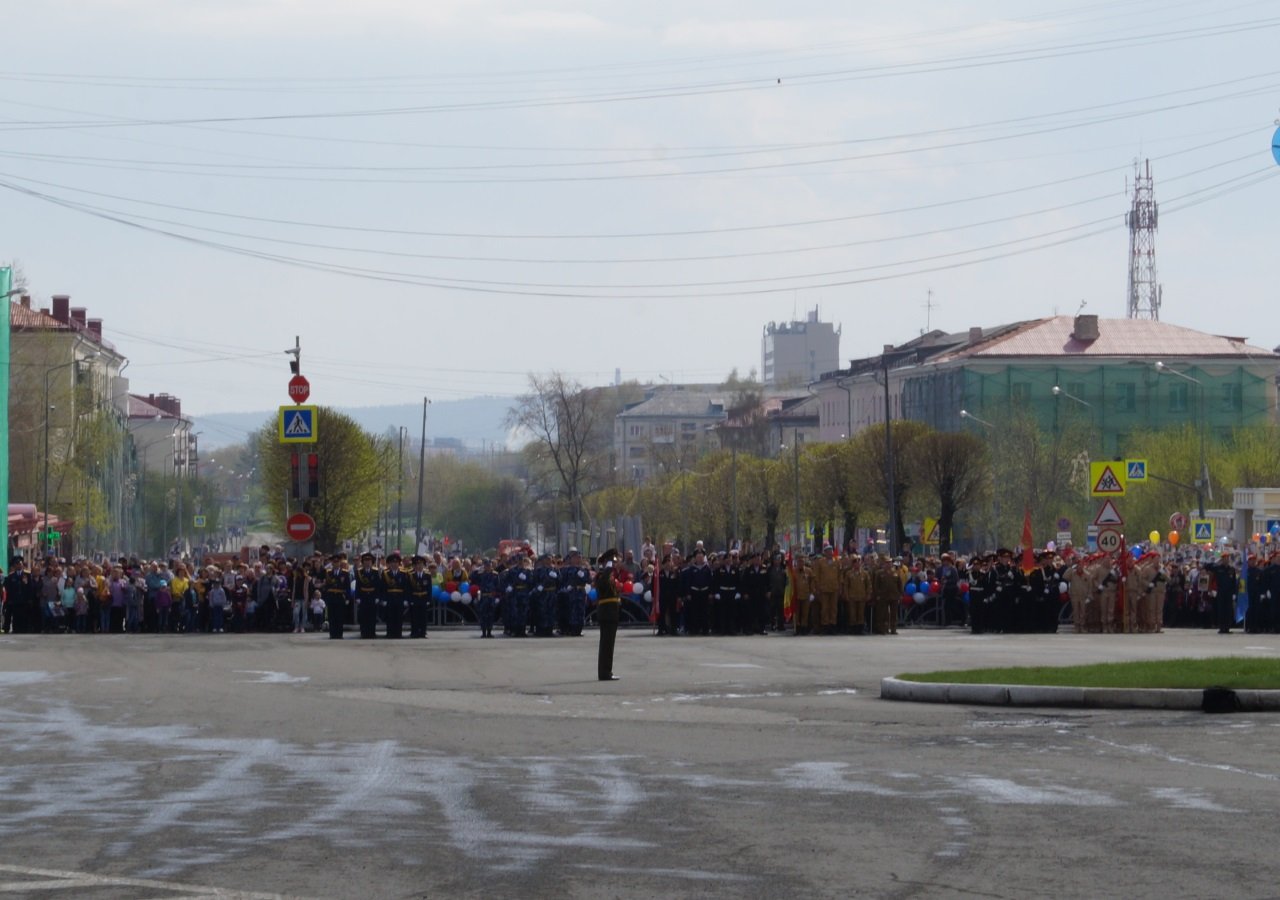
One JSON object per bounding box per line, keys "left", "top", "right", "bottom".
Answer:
{"left": 850, "top": 421, "right": 929, "bottom": 553}
{"left": 252, "top": 407, "right": 382, "bottom": 549}
{"left": 907, "top": 430, "right": 989, "bottom": 553}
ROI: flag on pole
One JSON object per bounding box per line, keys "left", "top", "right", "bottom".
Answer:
{"left": 1116, "top": 535, "right": 1131, "bottom": 630}
{"left": 783, "top": 551, "right": 795, "bottom": 623}
{"left": 1020, "top": 508, "right": 1036, "bottom": 575}
{"left": 1238, "top": 551, "right": 1250, "bottom": 626}
{"left": 649, "top": 561, "right": 660, "bottom": 628}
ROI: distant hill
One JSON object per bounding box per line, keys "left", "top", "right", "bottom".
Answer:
{"left": 196, "top": 396, "right": 517, "bottom": 451}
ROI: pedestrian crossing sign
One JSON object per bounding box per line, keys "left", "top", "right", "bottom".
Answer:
{"left": 1125, "top": 459, "right": 1148, "bottom": 481}
{"left": 1089, "top": 461, "right": 1127, "bottom": 497}
{"left": 922, "top": 517, "right": 940, "bottom": 544}
{"left": 1192, "top": 519, "right": 1214, "bottom": 542}
{"left": 278, "top": 405, "right": 317, "bottom": 443}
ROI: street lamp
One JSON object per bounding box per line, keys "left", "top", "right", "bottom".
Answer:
{"left": 959, "top": 409, "right": 994, "bottom": 429}
{"left": 1154, "top": 361, "right": 1209, "bottom": 518}
{"left": 959, "top": 409, "right": 997, "bottom": 549}
{"left": 136, "top": 424, "right": 179, "bottom": 556}
{"left": 43, "top": 351, "right": 97, "bottom": 555}
{"left": 1051, "top": 385, "right": 1092, "bottom": 408}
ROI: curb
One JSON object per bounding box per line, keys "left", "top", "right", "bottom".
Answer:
{"left": 879, "top": 677, "right": 1280, "bottom": 712}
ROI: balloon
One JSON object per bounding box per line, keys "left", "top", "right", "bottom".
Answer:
{"left": 644, "top": 590, "right": 653, "bottom": 602}
{"left": 1168, "top": 530, "right": 1179, "bottom": 546}
{"left": 470, "top": 584, "right": 480, "bottom": 596}
{"left": 1046, "top": 540, "right": 1057, "bottom": 552}
{"left": 1272, "top": 523, "right": 1280, "bottom": 535}
{"left": 632, "top": 582, "right": 644, "bottom": 595}
{"left": 459, "top": 592, "right": 472, "bottom": 605}
{"left": 444, "top": 581, "right": 458, "bottom": 594}
{"left": 913, "top": 591, "right": 927, "bottom": 605}
{"left": 901, "top": 593, "right": 914, "bottom": 607}
{"left": 1149, "top": 530, "right": 1160, "bottom": 544}
{"left": 962, "top": 591, "right": 970, "bottom": 605}
{"left": 929, "top": 580, "right": 940, "bottom": 595}
{"left": 459, "top": 581, "right": 470, "bottom": 594}
{"left": 958, "top": 581, "right": 970, "bottom": 593}
{"left": 904, "top": 585, "right": 916, "bottom": 599}
{"left": 1058, "top": 581, "right": 1069, "bottom": 594}
{"left": 1131, "top": 547, "right": 1143, "bottom": 559}
{"left": 450, "top": 591, "right": 462, "bottom": 602}
{"left": 588, "top": 588, "right": 598, "bottom": 601}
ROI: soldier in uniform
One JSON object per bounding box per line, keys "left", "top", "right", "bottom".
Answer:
{"left": 322, "top": 553, "right": 350, "bottom": 640}
{"left": 532, "top": 553, "right": 559, "bottom": 637}
{"left": 739, "top": 551, "right": 769, "bottom": 635}
{"left": 968, "top": 554, "right": 994, "bottom": 634}
{"left": 380, "top": 552, "right": 409, "bottom": 638}
{"left": 1027, "top": 552, "right": 1059, "bottom": 634}
{"left": 841, "top": 553, "right": 870, "bottom": 635}
{"left": 408, "top": 555, "right": 432, "bottom": 638}
{"left": 474, "top": 559, "right": 500, "bottom": 638}
{"left": 559, "top": 548, "right": 590, "bottom": 637}
{"left": 869, "top": 555, "right": 899, "bottom": 635}
{"left": 791, "top": 555, "right": 814, "bottom": 635}
{"left": 682, "top": 547, "right": 713, "bottom": 636}
{"left": 506, "top": 553, "right": 533, "bottom": 637}
{"left": 595, "top": 549, "right": 622, "bottom": 681}
{"left": 991, "top": 548, "right": 1018, "bottom": 633}
{"left": 3, "top": 557, "right": 33, "bottom": 634}
{"left": 812, "top": 545, "right": 840, "bottom": 635}
{"left": 712, "top": 552, "right": 741, "bottom": 636}
{"left": 767, "top": 551, "right": 788, "bottom": 632}
{"left": 353, "top": 551, "right": 382, "bottom": 639}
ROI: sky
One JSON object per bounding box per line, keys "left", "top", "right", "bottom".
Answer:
{"left": 4, "top": 0, "right": 1279, "bottom": 436}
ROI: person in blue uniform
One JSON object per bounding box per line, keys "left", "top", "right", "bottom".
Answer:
{"left": 532, "top": 553, "right": 559, "bottom": 637}
{"left": 560, "top": 548, "right": 590, "bottom": 637}
{"left": 353, "top": 552, "right": 382, "bottom": 639}
{"left": 408, "top": 555, "right": 432, "bottom": 638}
{"left": 382, "top": 552, "right": 409, "bottom": 639}
{"left": 322, "top": 553, "right": 350, "bottom": 640}
{"left": 505, "top": 554, "right": 533, "bottom": 637}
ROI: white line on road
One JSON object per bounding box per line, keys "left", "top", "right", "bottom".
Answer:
{"left": 0, "top": 864, "right": 298, "bottom": 898}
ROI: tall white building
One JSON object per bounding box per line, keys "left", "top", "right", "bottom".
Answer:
{"left": 761, "top": 307, "right": 840, "bottom": 387}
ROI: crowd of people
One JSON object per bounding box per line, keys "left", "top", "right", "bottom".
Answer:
{"left": 0, "top": 538, "right": 1269, "bottom": 638}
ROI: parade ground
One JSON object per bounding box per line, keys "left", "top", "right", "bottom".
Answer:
{"left": 3, "top": 629, "right": 1280, "bottom": 899}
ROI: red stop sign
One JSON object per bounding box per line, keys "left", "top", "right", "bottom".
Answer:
{"left": 286, "top": 512, "right": 316, "bottom": 542}
{"left": 288, "top": 374, "right": 311, "bottom": 404}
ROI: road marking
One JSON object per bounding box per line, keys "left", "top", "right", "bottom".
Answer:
{"left": 0, "top": 864, "right": 297, "bottom": 898}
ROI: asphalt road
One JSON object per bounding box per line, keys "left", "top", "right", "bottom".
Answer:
{"left": 2, "top": 627, "right": 1279, "bottom": 899}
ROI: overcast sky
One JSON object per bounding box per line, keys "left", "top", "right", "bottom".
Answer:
{"left": 5, "top": 1, "right": 1279, "bottom": 436}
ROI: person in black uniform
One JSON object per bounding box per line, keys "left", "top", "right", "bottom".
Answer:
{"left": 353, "top": 552, "right": 382, "bottom": 639}
{"left": 968, "top": 554, "right": 994, "bottom": 634}
{"left": 595, "top": 549, "right": 621, "bottom": 680}
{"left": 382, "top": 552, "right": 409, "bottom": 638}
{"left": 991, "top": 548, "right": 1017, "bottom": 633}
{"left": 3, "top": 557, "right": 34, "bottom": 634}
{"left": 1207, "top": 552, "right": 1239, "bottom": 634}
{"left": 682, "top": 547, "right": 713, "bottom": 636}
{"left": 322, "top": 553, "right": 350, "bottom": 640}
{"left": 1028, "top": 552, "right": 1059, "bottom": 634}
{"left": 408, "top": 555, "right": 432, "bottom": 638}
{"left": 712, "top": 552, "right": 741, "bottom": 635}
{"left": 739, "top": 551, "right": 769, "bottom": 635}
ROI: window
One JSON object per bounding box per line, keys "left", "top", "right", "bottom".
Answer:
{"left": 628, "top": 445, "right": 646, "bottom": 458}
{"left": 1011, "top": 382, "right": 1031, "bottom": 404}
{"left": 1167, "top": 383, "right": 1188, "bottom": 413}
{"left": 1113, "top": 382, "right": 1136, "bottom": 412}
{"left": 1221, "top": 383, "right": 1242, "bottom": 412}
{"left": 681, "top": 422, "right": 698, "bottom": 432}
{"left": 628, "top": 424, "right": 645, "bottom": 438}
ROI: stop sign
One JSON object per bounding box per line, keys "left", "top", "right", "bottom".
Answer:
{"left": 288, "top": 374, "right": 311, "bottom": 404}
{"left": 286, "top": 512, "right": 316, "bottom": 542}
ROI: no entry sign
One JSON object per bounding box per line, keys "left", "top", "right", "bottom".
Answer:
{"left": 286, "top": 512, "right": 316, "bottom": 542}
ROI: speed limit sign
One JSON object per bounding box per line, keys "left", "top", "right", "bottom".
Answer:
{"left": 1097, "top": 528, "right": 1122, "bottom": 553}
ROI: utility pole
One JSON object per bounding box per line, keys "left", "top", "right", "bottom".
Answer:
{"left": 883, "top": 347, "right": 897, "bottom": 556}
{"left": 396, "top": 426, "right": 406, "bottom": 553}
{"left": 415, "top": 397, "right": 429, "bottom": 552}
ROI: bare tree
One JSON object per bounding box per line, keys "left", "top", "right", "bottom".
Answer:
{"left": 506, "top": 373, "right": 607, "bottom": 523}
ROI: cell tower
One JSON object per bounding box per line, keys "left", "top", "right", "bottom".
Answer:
{"left": 1125, "top": 158, "right": 1161, "bottom": 320}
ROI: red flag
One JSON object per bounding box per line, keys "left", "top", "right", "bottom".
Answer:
{"left": 1020, "top": 508, "right": 1036, "bottom": 574}
{"left": 1116, "top": 535, "right": 1130, "bottom": 628}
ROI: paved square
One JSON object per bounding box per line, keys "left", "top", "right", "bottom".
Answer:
{"left": 2, "top": 629, "right": 1278, "bottom": 898}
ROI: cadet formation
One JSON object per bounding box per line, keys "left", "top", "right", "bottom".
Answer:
{"left": 0, "top": 539, "right": 1268, "bottom": 639}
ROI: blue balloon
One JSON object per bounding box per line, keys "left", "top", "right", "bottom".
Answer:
{"left": 459, "top": 581, "right": 470, "bottom": 594}
{"left": 1271, "top": 522, "right": 1280, "bottom": 535}
{"left": 962, "top": 591, "right": 970, "bottom": 605}
{"left": 1131, "top": 546, "right": 1143, "bottom": 559}
{"left": 588, "top": 588, "right": 598, "bottom": 601}
{"left": 1273, "top": 125, "right": 1280, "bottom": 167}
{"left": 904, "top": 585, "right": 915, "bottom": 598}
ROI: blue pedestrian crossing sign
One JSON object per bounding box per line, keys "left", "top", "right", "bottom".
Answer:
{"left": 1191, "top": 519, "right": 1214, "bottom": 542}
{"left": 278, "top": 405, "right": 318, "bottom": 444}
{"left": 1125, "top": 459, "right": 1147, "bottom": 481}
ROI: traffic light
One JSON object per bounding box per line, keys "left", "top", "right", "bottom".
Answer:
{"left": 306, "top": 452, "right": 319, "bottom": 499}
{"left": 290, "top": 451, "right": 300, "bottom": 500}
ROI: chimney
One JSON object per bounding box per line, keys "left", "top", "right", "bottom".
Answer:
{"left": 19, "top": 294, "right": 30, "bottom": 308}
{"left": 882, "top": 344, "right": 894, "bottom": 354}
{"left": 87, "top": 318, "right": 103, "bottom": 339}
{"left": 51, "top": 294, "right": 70, "bottom": 323}
{"left": 147, "top": 393, "right": 183, "bottom": 418}
{"left": 70, "top": 307, "right": 87, "bottom": 328}
{"left": 968, "top": 326, "right": 984, "bottom": 343}
{"left": 1072, "top": 314, "right": 1100, "bottom": 342}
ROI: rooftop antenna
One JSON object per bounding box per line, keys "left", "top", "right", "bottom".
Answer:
{"left": 1077, "top": 299, "right": 1088, "bottom": 316}
{"left": 923, "top": 288, "right": 936, "bottom": 333}
{"left": 1125, "top": 159, "right": 1161, "bottom": 320}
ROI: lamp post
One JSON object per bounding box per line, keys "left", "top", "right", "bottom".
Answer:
{"left": 43, "top": 351, "right": 97, "bottom": 556}
{"left": 1154, "top": 361, "right": 1208, "bottom": 518}
{"left": 960, "top": 409, "right": 997, "bottom": 548}
{"left": 415, "top": 397, "right": 430, "bottom": 553}
{"left": 136, "top": 425, "right": 178, "bottom": 556}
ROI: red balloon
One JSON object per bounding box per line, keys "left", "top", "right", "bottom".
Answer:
{"left": 900, "top": 594, "right": 914, "bottom": 606}
{"left": 444, "top": 581, "right": 458, "bottom": 593}
{"left": 929, "top": 580, "right": 940, "bottom": 595}
{"left": 470, "top": 584, "right": 480, "bottom": 596}
{"left": 958, "top": 581, "right": 970, "bottom": 593}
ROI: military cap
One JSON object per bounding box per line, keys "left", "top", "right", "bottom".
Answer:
{"left": 597, "top": 548, "right": 619, "bottom": 565}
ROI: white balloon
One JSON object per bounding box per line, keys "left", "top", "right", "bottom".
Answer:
{"left": 632, "top": 582, "right": 644, "bottom": 595}
{"left": 913, "top": 592, "right": 927, "bottom": 604}
{"left": 450, "top": 591, "right": 462, "bottom": 602}
{"left": 644, "top": 590, "right": 653, "bottom": 602}
{"left": 1058, "top": 581, "right": 1069, "bottom": 594}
